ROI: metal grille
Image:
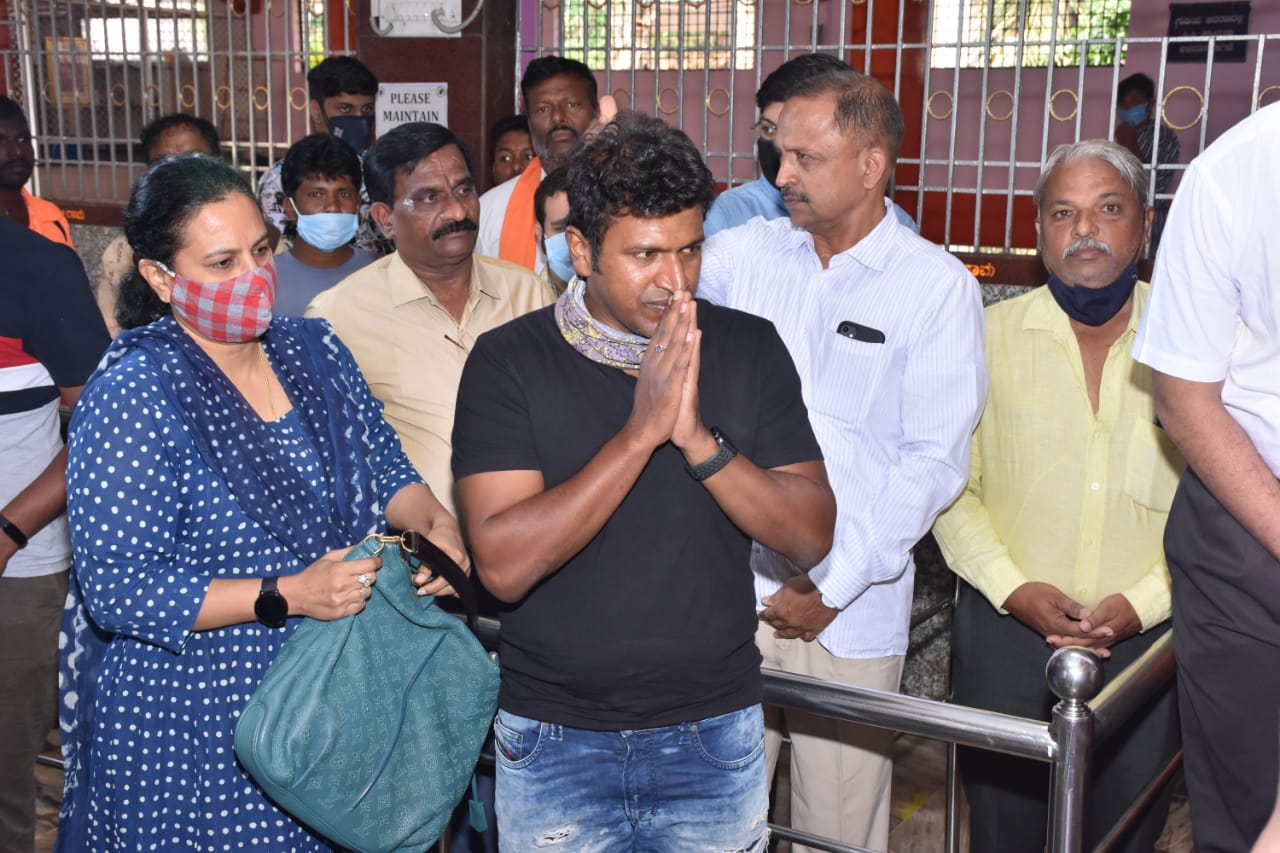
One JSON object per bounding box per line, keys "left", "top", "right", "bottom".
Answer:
{"left": 1, "top": 0, "right": 357, "bottom": 208}
{"left": 932, "top": 0, "right": 1132, "bottom": 68}
{"left": 520, "top": 0, "right": 1280, "bottom": 253}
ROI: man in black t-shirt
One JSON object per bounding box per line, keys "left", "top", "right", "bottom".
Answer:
{"left": 452, "top": 113, "right": 836, "bottom": 851}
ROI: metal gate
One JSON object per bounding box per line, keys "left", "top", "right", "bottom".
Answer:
{"left": 0, "top": 0, "right": 358, "bottom": 210}
{"left": 518, "top": 0, "right": 1280, "bottom": 253}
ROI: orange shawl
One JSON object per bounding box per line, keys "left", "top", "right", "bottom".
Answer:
{"left": 497, "top": 158, "right": 543, "bottom": 271}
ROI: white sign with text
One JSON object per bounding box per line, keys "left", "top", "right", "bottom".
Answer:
{"left": 376, "top": 84, "right": 449, "bottom": 135}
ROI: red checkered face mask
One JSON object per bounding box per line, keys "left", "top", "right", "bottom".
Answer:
{"left": 155, "top": 260, "right": 277, "bottom": 343}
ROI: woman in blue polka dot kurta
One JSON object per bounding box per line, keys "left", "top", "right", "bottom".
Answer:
{"left": 57, "top": 155, "right": 469, "bottom": 850}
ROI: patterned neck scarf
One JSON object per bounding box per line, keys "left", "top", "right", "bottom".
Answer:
{"left": 555, "top": 276, "right": 649, "bottom": 370}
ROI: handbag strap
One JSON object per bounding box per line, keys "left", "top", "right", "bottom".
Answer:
{"left": 401, "top": 530, "right": 482, "bottom": 635}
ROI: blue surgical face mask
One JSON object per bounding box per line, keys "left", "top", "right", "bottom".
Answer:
{"left": 544, "top": 231, "right": 577, "bottom": 283}
{"left": 295, "top": 210, "right": 359, "bottom": 252}
{"left": 327, "top": 115, "right": 374, "bottom": 156}
{"left": 1117, "top": 103, "right": 1148, "bottom": 126}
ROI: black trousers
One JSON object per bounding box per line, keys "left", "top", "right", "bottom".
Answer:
{"left": 951, "top": 582, "right": 1178, "bottom": 853}
{"left": 1167, "top": 468, "right": 1280, "bottom": 853}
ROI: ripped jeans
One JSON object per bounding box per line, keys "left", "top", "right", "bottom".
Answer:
{"left": 493, "top": 704, "right": 770, "bottom": 852}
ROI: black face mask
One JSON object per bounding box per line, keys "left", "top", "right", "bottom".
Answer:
{"left": 1047, "top": 259, "right": 1139, "bottom": 326}
{"left": 756, "top": 137, "right": 781, "bottom": 187}
{"left": 327, "top": 115, "right": 374, "bottom": 156}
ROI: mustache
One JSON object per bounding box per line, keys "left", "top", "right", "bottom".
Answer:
{"left": 779, "top": 188, "right": 807, "bottom": 205}
{"left": 1062, "top": 236, "right": 1112, "bottom": 259}
{"left": 431, "top": 218, "right": 478, "bottom": 241}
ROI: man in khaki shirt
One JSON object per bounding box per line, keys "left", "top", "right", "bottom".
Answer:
{"left": 307, "top": 122, "right": 551, "bottom": 516}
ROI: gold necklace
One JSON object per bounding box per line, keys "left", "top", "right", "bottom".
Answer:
{"left": 261, "top": 345, "right": 278, "bottom": 420}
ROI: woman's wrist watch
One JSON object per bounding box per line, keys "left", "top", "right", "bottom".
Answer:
{"left": 254, "top": 576, "right": 289, "bottom": 628}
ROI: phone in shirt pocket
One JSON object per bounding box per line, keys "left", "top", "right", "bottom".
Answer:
{"left": 836, "top": 320, "right": 886, "bottom": 344}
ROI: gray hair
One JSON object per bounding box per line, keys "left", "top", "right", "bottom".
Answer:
{"left": 1034, "top": 140, "right": 1149, "bottom": 211}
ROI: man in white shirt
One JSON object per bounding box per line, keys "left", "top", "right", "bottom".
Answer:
{"left": 699, "top": 65, "right": 986, "bottom": 852}
{"left": 1133, "top": 102, "right": 1280, "bottom": 853}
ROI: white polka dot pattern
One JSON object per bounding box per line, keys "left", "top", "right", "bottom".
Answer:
{"left": 59, "top": 322, "right": 423, "bottom": 850}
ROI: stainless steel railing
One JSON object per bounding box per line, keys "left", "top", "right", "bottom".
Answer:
{"left": 472, "top": 616, "right": 1177, "bottom": 853}
{"left": 39, "top": 615, "right": 1176, "bottom": 853}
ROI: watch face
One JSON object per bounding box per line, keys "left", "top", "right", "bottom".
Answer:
{"left": 255, "top": 590, "right": 289, "bottom": 628}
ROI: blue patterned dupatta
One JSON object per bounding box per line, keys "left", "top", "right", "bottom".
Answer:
{"left": 57, "top": 316, "right": 386, "bottom": 850}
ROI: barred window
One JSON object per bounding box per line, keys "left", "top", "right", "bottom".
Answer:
{"left": 560, "top": 0, "right": 755, "bottom": 72}
{"left": 931, "top": 0, "right": 1131, "bottom": 68}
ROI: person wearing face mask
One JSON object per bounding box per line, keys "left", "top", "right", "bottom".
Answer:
{"left": 57, "top": 153, "right": 468, "bottom": 851}
{"left": 256, "top": 56, "right": 391, "bottom": 256}
{"left": 933, "top": 140, "right": 1183, "bottom": 853}
{"left": 1114, "top": 72, "right": 1180, "bottom": 251}
{"left": 704, "top": 54, "right": 917, "bottom": 239}
{"left": 272, "top": 133, "right": 376, "bottom": 315}
{"left": 533, "top": 166, "right": 572, "bottom": 296}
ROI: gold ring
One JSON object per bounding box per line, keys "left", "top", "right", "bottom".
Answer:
{"left": 289, "top": 86, "right": 308, "bottom": 111}
{"left": 215, "top": 85, "right": 233, "bottom": 111}
{"left": 253, "top": 86, "right": 271, "bottom": 111}
{"left": 656, "top": 88, "right": 679, "bottom": 116}
{"left": 268, "top": 0, "right": 287, "bottom": 17}
{"left": 1260, "top": 85, "right": 1280, "bottom": 108}
{"left": 705, "top": 87, "right": 730, "bottom": 117}
{"left": 612, "top": 88, "right": 631, "bottom": 110}
{"left": 1048, "top": 88, "right": 1078, "bottom": 122}
{"left": 851, "top": 0, "right": 867, "bottom": 6}
{"left": 542, "top": 0, "right": 561, "bottom": 7}
{"left": 1161, "top": 85, "right": 1204, "bottom": 131}
{"left": 736, "top": 0, "right": 755, "bottom": 6}
{"left": 586, "top": 0, "right": 606, "bottom": 9}
{"left": 794, "top": 0, "right": 813, "bottom": 6}
{"left": 145, "top": 84, "right": 161, "bottom": 108}
{"left": 179, "top": 84, "right": 197, "bottom": 109}
{"left": 926, "top": 91, "right": 953, "bottom": 121}
{"left": 310, "top": 0, "right": 324, "bottom": 14}
{"left": 231, "top": 0, "right": 246, "bottom": 17}
{"left": 984, "top": 89, "right": 1014, "bottom": 121}
{"left": 111, "top": 83, "right": 127, "bottom": 107}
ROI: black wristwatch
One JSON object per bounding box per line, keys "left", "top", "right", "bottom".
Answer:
{"left": 686, "top": 426, "right": 738, "bottom": 481}
{"left": 0, "top": 513, "right": 28, "bottom": 550}
{"left": 254, "top": 576, "right": 289, "bottom": 628}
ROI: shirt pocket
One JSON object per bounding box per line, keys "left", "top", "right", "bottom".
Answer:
{"left": 1123, "top": 421, "right": 1184, "bottom": 512}
{"left": 808, "top": 332, "right": 896, "bottom": 426}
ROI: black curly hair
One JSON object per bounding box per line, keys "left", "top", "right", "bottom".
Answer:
{"left": 564, "top": 111, "right": 712, "bottom": 271}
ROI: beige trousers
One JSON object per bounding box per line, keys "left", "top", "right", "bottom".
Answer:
{"left": 756, "top": 622, "right": 905, "bottom": 853}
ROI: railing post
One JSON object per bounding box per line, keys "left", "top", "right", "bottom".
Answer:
{"left": 1046, "top": 647, "right": 1103, "bottom": 853}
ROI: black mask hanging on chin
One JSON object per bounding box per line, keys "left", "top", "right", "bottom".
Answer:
{"left": 756, "top": 138, "right": 781, "bottom": 187}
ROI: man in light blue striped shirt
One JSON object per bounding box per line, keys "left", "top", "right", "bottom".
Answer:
{"left": 700, "top": 66, "right": 987, "bottom": 852}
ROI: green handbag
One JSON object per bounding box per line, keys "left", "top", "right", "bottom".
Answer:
{"left": 234, "top": 531, "right": 499, "bottom": 853}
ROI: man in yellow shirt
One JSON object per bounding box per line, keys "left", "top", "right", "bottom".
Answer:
{"left": 307, "top": 122, "right": 551, "bottom": 517}
{"left": 933, "top": 140, "right": 1184, "bottom": 853}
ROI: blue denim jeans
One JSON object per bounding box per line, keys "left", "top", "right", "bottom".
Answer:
{"left": 493, "top": 704, "right": 770, "bottom": 852}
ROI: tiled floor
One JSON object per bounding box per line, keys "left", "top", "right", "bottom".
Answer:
{"left": 34, "top": 731, "right": 1192, "bottom": 852}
